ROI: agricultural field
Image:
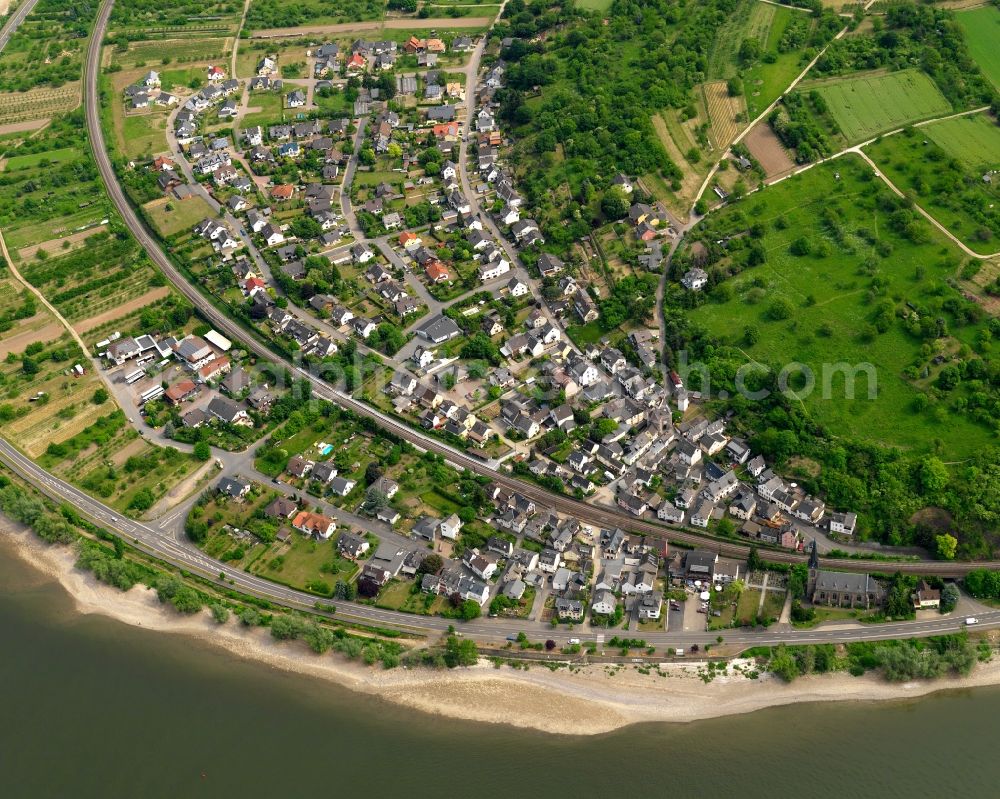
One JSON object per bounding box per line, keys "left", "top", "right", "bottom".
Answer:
{"left": 923, "top": 112, "right": 1000, "bottom": 170}
{"left": 743, "top": 120, "right": 795, "bottom": 179}
{"left": 0, "top": 325, "right": 112, "bottom": 458}
{"left": 806, "top": 69, "right": 952, "bottom": 142}
{"left": 575, "top": 0, "right": 614, "bottom": 10}
{"left": 706, "top": 0, "right": 756, "bottom": 81}
{"left": 109, "top": 37, "right": 233, "bottom": 71}
{"left": 649, "top": 100, "right": 710, "bottom": 215}
{"left": 244, "top": 0, "right": 386, "bottom": 31}
{"left": 0, "top": 277, "right": 58, "bottom": 361}
{"left": 40, "top": 411, "right": 202, "bottom": 516}
{"left": 864, "top": 118, "right": 1000, "bottom": 255}
{"left": 640, "top": 0, "right": 826, "bottom": 215}
{"left": 108, "top": 0, "right": 243, "bottom": 39}
{"left": 0, "top": 84, "right": 81, "bottom": 127}
{"left": 955, "top": 5, "right": 1000, "bottom": 92}
{"left": 687, "top": 155, "right": 991, "bottom": 459}
{"left": 743, "top": 5, "right": 815, "bottom": 119}
{"left": 0, "top": 116, "right": 111, "bottom": 251}
{"left": 17, "top": 234, "right": 164, "bottom": 326}
{"left": 703, "top": 80, "right": 745, "bottom": 154}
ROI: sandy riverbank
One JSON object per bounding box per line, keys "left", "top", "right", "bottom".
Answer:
{"left": 6, "top": 523, "right": 1000, "bottom": 736}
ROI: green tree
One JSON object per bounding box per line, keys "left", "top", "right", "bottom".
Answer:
{"left": 238, "top": 606, "right": 262, "bottom": 626}
{"left": 418, "top": 553, "right": 443, "bottom": 575}
{"left": 601, "top": 187, "right": 630, "bottom": 220}
{"left": 935, "top": 533, "right": 957, "bottom": 561}
{"left": 193, "top": 441, "right": 211, "bottom": 461}
{"left": 362, "top": 486, "right": 388, "bottom": 514}
{"left": 128, "top": 487, "right": 156, "bottom": 512}
{"left": 747, "top": 545, "right": 763, "bottom": 572}
{"left": 444, "top": 635, "right": 478, "bottom": 667}
{"left": 769, "top": 645, "right": 799, "bottom": 682}
{"left": 92, "top": 387, "right": 109, "bottom": 405}
{"left": 459, "top": 599, "right": 481, "bottom": 620}
{"left": 940, "top": 583, "right": 960, "bottom": 613}
{"left": 788, "top": 563, "right": 809, "bottom": 599}
{"left": 918, "top": 457, "right": 949, "bottom": 495}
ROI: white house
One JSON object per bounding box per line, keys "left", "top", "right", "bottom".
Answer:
{"left": 592, "top": 589, "right": 617, "bottom": 616}
{"left": 478, "top": 258, "right": 510, "bottom": 281}
{"left": 507, "top": 276, "right": 529, "bottom": 297}
{"left": 681, "top": 268, "right": 708, "bottom": 291}
{"left": 439, "top": 513, "right": 463, "bottom": 540}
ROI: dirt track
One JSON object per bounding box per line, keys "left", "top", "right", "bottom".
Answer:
{"left": 0, "top": 117, "right": 49, "bottom": 137}
{"left": 249, "top": 16, "right": 494, "bottom": 38}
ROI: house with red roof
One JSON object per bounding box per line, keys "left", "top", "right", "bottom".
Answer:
{"left": 425, "top": 260, "right": 450, "bottom": 283}
{"left": 292, "top": 511, "right": 336, "bottom": 539}
{"left": 398, "top": 231, "right": 421, "bottom": 250}
{"left": 198, "top": 355, "right": 231, "bottom": 383}
{"left": 152, "top": 155, "right": 175, "bottom": 172}
{"left": 241, "top": 276, "right": 266, "bottom": 295}
{"left": 431, "top": 122, "right": 459, "bottom": 141}
{"left": 165, "top": 379, "right": 198, "bottom": 405}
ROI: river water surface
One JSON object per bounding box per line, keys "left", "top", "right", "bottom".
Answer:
{"left": 2, "top": 544, "right": 999, "bottom": 798}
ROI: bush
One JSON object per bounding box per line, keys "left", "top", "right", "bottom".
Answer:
{"left": 444, "top": 635, "right": 478, "bottom": 667}
{"left": 764, "top": 298, "right": 793, "bottom": 321}
{"left": 238, "top": 606, "right": 262, "bottom": 626}
{"left": 128, "top": 487, "right": 156, "bottom": 512}
{"left": 790, "top": 600, "right": 815, "bottom": 623}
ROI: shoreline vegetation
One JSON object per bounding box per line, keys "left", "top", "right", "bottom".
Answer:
{"left": 4, "top": 515, "right": 1000, "bottom": 736}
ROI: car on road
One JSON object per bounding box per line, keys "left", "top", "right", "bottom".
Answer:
{"left": 965, "top": 617, "right": 980, "bottom": 625}
{"left": 568, "top": 638, "right": 580, "bottom": 645}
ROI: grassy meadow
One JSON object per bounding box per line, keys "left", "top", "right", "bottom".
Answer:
{"left": 922, "top": 112, "right": 1000, "bottom": 170}
{"left": 955, "top": 5, "right": 1000, "bottom": 92}
{"left": 688, "top": 155, "right": 991, "bottom": 458}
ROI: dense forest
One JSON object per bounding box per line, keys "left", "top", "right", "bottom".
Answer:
{"left": 495, "top": 0, "right": 745, "bottom": 246}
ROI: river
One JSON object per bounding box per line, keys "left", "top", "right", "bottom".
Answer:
{"left": 2, "top": 544, "right": 999, "bottom": 798}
